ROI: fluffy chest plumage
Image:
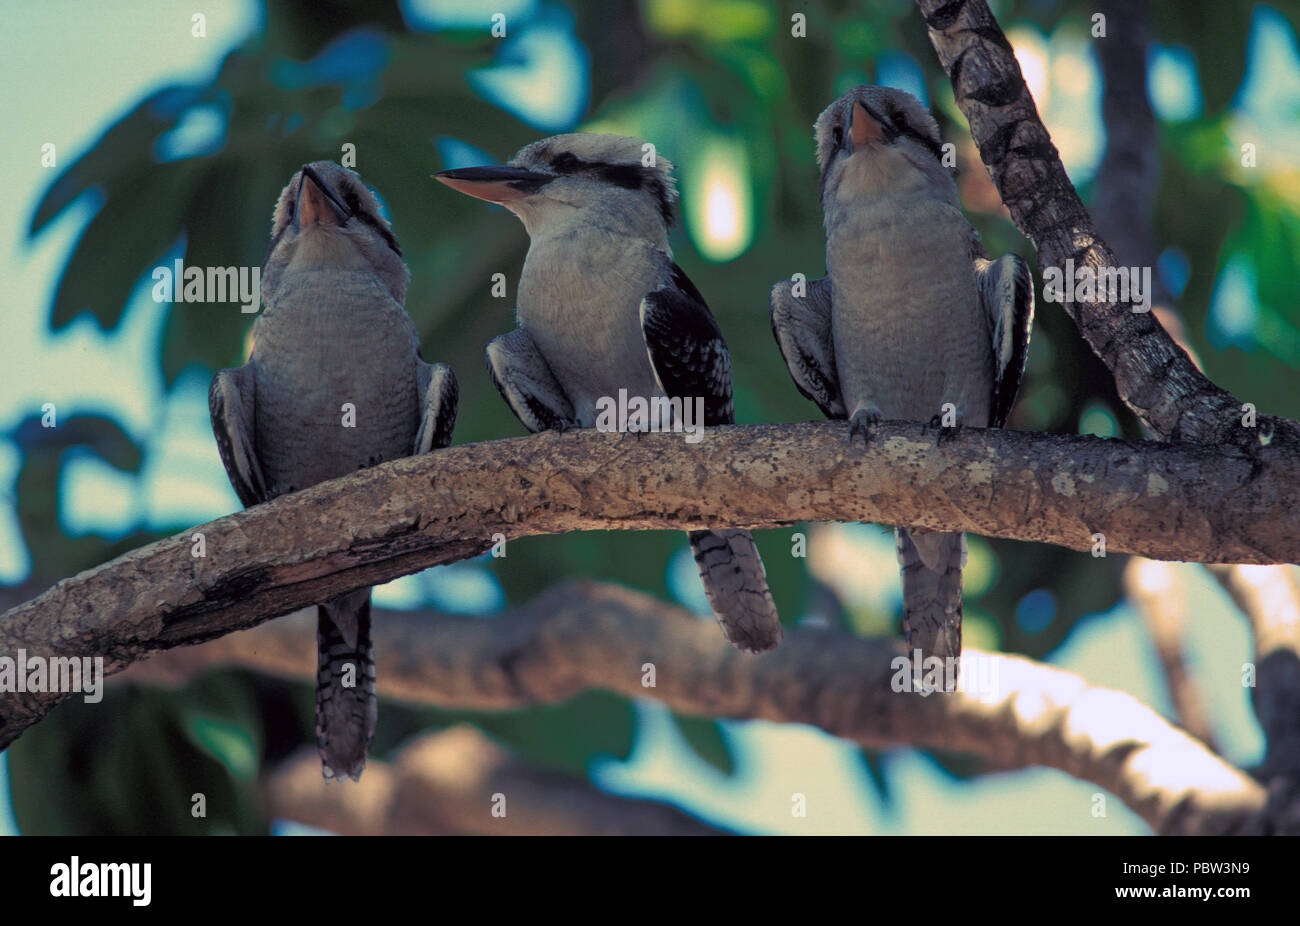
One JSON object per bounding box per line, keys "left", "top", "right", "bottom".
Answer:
{"left": 516, "top": 229, "right": 666, "bottom": 419}
{"left": 827, "top": 193, "right": 992, "bottom": 423}
{"left": 249, "top": 269, "right": 420, "bottom": 493}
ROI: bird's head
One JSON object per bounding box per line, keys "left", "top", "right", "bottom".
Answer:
{"left": 434, "top": 134, "right": 678, "bottom": 242}
{"left": 263, "top": 161, "right": 408, "bottom": 304}
{"left": 814, "top": 86, "right": 956, "bottom": 209}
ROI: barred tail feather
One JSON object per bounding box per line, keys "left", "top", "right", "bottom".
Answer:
{"left": 689, "top": 528, "right": 783, "bottom": 653}
{"left": 316, "top": 590, "right": 377, "bottom": 781}
{"left": 896, "top": 527, "right": 965, "bottom": 693}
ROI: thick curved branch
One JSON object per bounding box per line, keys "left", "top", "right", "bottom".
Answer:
{"left": 4, "top": 421, "right": 1300, "bottom": 747}
{"left": 127, "top": 581, "right": 1275, "bottom": 834}
{"left": 264, "top": 726, "right": 728, "bottom": 836}
{"left": 915, "top": 0, "right": 1297, "bottom": 449}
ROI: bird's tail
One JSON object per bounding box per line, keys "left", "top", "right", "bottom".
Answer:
{"left": 688, "top": 529, "right": 783, "bottom": 653}
{"left": 316, "top": 589, "right": 377, "bottom": 781}
{"left": 896, "top": 527, "right": 965, "bottom": 693}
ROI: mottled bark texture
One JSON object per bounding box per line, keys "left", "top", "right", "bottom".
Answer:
{"left": 914, "top": 0, "right": 1297, "bottom": 449}
{"left": 265, "top": 726, "right": 728, "bottom": 836}
{"left": 4, "top": 421, "right": 1300, "bottom": 749}
{"left": 131, "top": 582, "right": 1272, "bottom": 834}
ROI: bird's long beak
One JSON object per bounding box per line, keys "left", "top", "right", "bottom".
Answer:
{"left": 848, "top": 101, "right": 895, "bottom": 151}
{"left": 434, "top": 166, "right": 555, "bottom": 204}
{"left": 296, "top": 165, "right": 351, "bottom": 228}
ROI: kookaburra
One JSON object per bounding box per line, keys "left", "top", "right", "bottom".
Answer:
{"left": 770, "top": 87, "right": 1033, "bottom": 685}
{"left": 210, "top": 161, "right": 458, "bottom": 779}
{"left": 435, "top": 134, "right": 783, "bottom": 653}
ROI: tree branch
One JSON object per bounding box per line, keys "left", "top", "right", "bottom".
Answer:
{"left": 5, "top": 421, "right": 1300, "bottom": 747}
{"left": 1123, "top": 559, "right": 1218, "bottom": 751}
{"left": 914, "top": 0, "right": 1297, "bottom": 449}
{"left": 124, "top": 580, "right": 1277, "bottom": 834}
{"left": 1207, "top": 564, "right": 1300, "bottom": 779}
{"left": 263, "top": 726, "right": 729, "bottom": 836}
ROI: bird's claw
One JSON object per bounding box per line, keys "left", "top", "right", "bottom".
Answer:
{"left": 927, "top": 414, "right": 960, "bottom": 444}
{"left": 848, "top": 409, "right": 881, "bottom": 448}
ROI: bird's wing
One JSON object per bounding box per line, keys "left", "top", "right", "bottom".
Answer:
{"left": 209, "top": 365, "right": 268, "bottom": 507}
{"left": 639, "top": 261, "right": 734, "bottom": 427}
{"left": 485, "top": 327, "right": 578, "bottom": 432}
{"left": 414, "top": 360, "right": 459, "bottom": 454}
{"left": 769, "top": 274, "right": 845, "bottom": 419}
{"left": 976, "top": 254, "right": 1035, "bottom": 429}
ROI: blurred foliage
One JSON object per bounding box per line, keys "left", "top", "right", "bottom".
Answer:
{"left": 8, "top": 0, "right": 1300, "bottom": 832}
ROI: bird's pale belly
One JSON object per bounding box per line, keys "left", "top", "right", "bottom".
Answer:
{"left": 828, "top": 220, "right": 991, "bottom": 425}
{"left": 520, "top": 292, "right": 663, "bottom": 427}
{"left": 250, "top": 304, "right": 419, "bottom": 496}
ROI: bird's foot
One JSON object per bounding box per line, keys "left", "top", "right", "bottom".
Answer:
{"left": 848, "top": 409, "right": 882, "bottom": 448}
{"left": 928, "top": 414, "right": 961, "bottom": 445}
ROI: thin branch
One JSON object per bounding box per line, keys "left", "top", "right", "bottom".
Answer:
{"left": 264, "top": 726, "right": 729, "bottom": 836}
{"left": 1207, "top": 564, "right": 1300, "bottom": 779}
{"left": 5, "top": 421, "right": 1300, "bottom": 747}
{"left": 1123, "top": 559, "right": 1218, "bottom": 750}
{"left": 914, "top": 0, "right": 1297, "bottom": 449}
{"left": 124, "top": 581, "right": 1277, "bottom": 834}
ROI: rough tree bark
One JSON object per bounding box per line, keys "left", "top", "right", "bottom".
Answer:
{"left": 5, "top": 421, "right": 1300, "bottom": 749}
{"left": 915, "top": 0, "right": 1295, "bottom": 450}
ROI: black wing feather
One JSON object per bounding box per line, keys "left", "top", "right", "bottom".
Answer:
{"left": 980, "top": 255, "right": 1035, "bottom": 429}
{"left": 640, "top": 263, "right": 734, "bottom": 427}
{"left": 208, "top": 366, "right": 268, "bottom": 508}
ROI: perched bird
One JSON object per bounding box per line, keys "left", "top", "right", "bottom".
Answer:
{"left": 770, "top": 87, "right": 1033, "bottom": 685}
{"left": 210, "top": 162, "right": 458, "bottom": 779}
{"left": 435, "top": 134, "right": 783, "bottom": 653}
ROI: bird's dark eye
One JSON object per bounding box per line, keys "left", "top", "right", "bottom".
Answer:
{"left": 832, "top": 126, "right": 844, "bottom": 146}
{"left": 552, "top": 152, "right": 580, "bottom": 173}
{"left": 891, "top": 111, "right": 908, "bottom": 129}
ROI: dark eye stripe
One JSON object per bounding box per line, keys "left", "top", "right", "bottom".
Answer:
{"left": 342, "top": 188, "right": 402, "bottom": 255}
{"left": 355, "top": 211, "right": 401, "bottom": 255}
{"left": 546, "top": 151, "right": 675, "bottom": 226}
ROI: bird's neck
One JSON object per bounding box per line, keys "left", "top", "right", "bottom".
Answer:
{"left": 520, "top": 197, "right": 670, "bottom": 253}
